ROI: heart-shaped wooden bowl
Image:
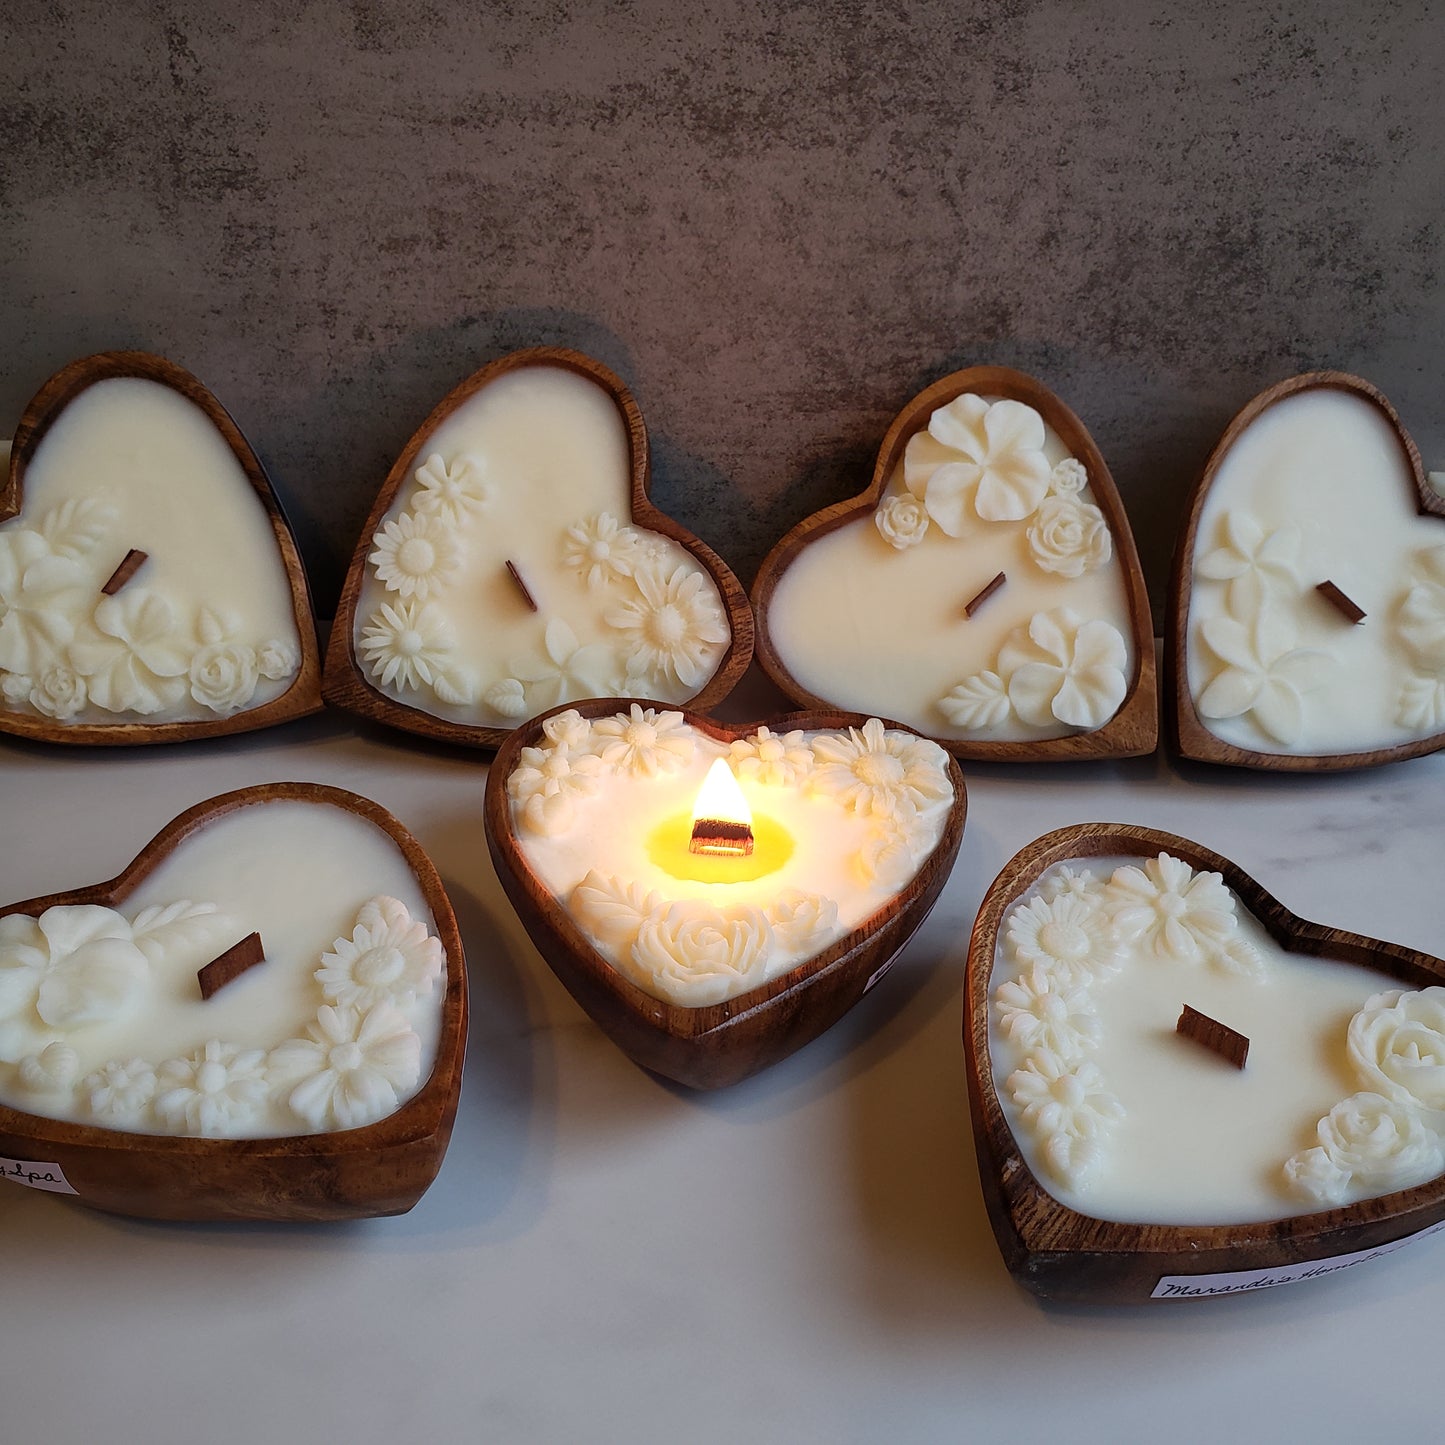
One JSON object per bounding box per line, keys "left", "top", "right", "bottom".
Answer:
{"left": 1167, "top": 371, "right": 1445, "bottom": 770}
{"left": 1, "top": 351, "right": 322, "bottom": 744}
{"left": 0, "top": 783, "right": 467, "bottom": 1222}
{"left": 324, "top": 347, "right": 754, "bottom": 749}
{"left": 486, "top": 700, "right": 967, "bottom": 1088}
{"left": 752, "top": 365, "right": 1157, "bottom": 761}
{"left": 966, "top": 821, "right": 1445, "bottom": 1303}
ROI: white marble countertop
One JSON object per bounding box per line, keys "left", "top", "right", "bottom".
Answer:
{"left": 3, "top": 671, "right": 1444, "bottom": 1444}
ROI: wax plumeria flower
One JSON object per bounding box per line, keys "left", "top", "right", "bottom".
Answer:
{"left": 1025, "top": 495, "right": 1112, "bottom": 578}
{"left": 69, "top": 589, "right": 191, "bottom": 714}
{"left": 1397, "top": 674, "right": 1445, "bottom": 731}
{"left": 766, "top": 891, "right": 840, "bottom": 953}
{"left": 81, "top": 1056, "right": 158, "bottom": 1125}
{"left": 1006, "top": 1050, "right": 1124, "bottom": 1186}
{"left": 1195, "top": 611, "right": 1332, "bottom": 746}
{"left": 874, "top": 492, "right": 930, "bottom": 550}
{"left": 1037, "top": 865, "right": 1102, "bottom": 906}
{"left": 938, "top": 671, "right": 1011, "bottom": 730}
{"left": 512, "top": 617, "right": 615, "bottom": 707}
{"left": 508, "top": 739, "right": 606, "bottom": 835}
{"left": 269, "top": 1004, "right": 423, "bottom": 1131}
{"left": 369, "top": 509, "right": 462, "bottom": 602}
{"left": 1346, "top": 988, "right": 1445, "bottom": 1110}
{"left": 809, "top": 717, "right": 952, "bottom": 820}
{"left": 359, "top": 598, "right": 457, "bottom": 692}
{"left": 903, "top": 395, "right": 1052, "bottom": 531}
{"left": 591, "top": 704, "right": 694, "bottom": 776}
{"left": 628, "top": 901, "right": 774, "bottom": 1007}
{"left": 1195, "top": 511, "right": 1302, "bottom": 621}
{"left": 410, "top": 451, "right": 490, "bottom": 524}
{"left": 28, "top": 664, "right": 87, "bottom": 719}
{"left": 1005, "top": 893, "right": 1120, "bottom": 985}
{"left": 570, "top": 872, "right": 666, "bottom": 949}
{"left": 17, "top": 1041, "right": 79, "bottom": 1093}
{"left": 606, "top": 563, "right": 729, "bottom": 691}
{"left": 316, "top": 897, "right": 444, "bottom": 1012}
{"left": 729, "top": 725, "right": 813, "bottom": 786}
{"left": 1395, "top": 544, "right": 1445, "bottom": 669}
{"left": 1284, "top": 1092, "right": 1444, "bottom": 1206}
{"left": 997, "top": 608, "right": 1128, "bottom": 731}
{"left": 154, "top": 1039, "right": 269, "bottom": 1136}
{"left": 562, "top": 511, "right": 642, "bottom": 590}
{"left": 0, "top": 905, "right": 149, "bottom": 1062}
{"left": 38, "top": 498, "right": 118, "bottom": 560}
{"left": 993, "top": 965, "right": 1101, "bottom": 1061}
{"left": 0, "top": 527, "right": 87, "bottom": 677}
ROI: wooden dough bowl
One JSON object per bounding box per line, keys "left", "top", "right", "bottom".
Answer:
{"left": 1167, "top": 371, "right": 1445, "bottom": 771}
{"left": 751, "top": 365, "right": 1157, "bottom": 762}
{"left": 965, "top": 821, "right": 1445, "bottom": 1304}
{"left": 0, "top": 783, "right": 467, "bottom": 1222}
{"left": 486, "top": 700, "right": 967, "bottom": 1089}
{"left": 1, "top": 350, "right": 323, "bottom": 745}
{"left": 323, "top": 346, "right": 755, "bottom": 749}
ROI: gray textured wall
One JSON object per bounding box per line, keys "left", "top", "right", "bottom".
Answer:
{"left": 4, "top": 0, "right": 1443, "bottom": 620}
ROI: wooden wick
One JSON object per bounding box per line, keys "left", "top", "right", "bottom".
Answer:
{"left": 101, "top": 549, "right": 149, "bottom": 595}
{"left": 505, "top": 560, "right": 539, "bottom": 612}
{"left": 1176, "top": 1004, "right": 1249, "bottom": 1069}
{"left": 1315, "top": 580, "right": 1366, "bottom": 624}
{"left": 965, "top": 571, "right": 1006, "bottom": 618}
{"left": 197, "top": 932, "right": 265, "bottom": 1000}
{"left": 689, "top": 819, "right": 755, "bottom": 857}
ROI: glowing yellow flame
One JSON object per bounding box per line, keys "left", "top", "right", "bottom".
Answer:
{"left": 688, "top": 758, "right": 754, "bottom": 855}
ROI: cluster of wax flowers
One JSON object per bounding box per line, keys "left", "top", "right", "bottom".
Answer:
{"left": 508, "top": 707, "right": 953, "bottom": 1007}
{"left": 0, "top": 895, "right": 444, "bottom": 1137}
{"left": 359, "top": 451, "right": 729, "bottom": 721}
{"left": 870, "top": 396, "right": 1127, "bottom": 736}
{"left": 1283, "top": 986, "right": 1445, "bottom": 1207}
{"left": 0, "top": 501, "right": 299, "bottom": 720}
{"left": 993, "top": 854, "right": 1264, "bottom": 1189}
{"left": 1192, "top": 511, "right": 1445, "bottom": 744}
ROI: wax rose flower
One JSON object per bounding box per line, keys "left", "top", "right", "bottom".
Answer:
{"left": 28, "top": 664, "right": 87, "bottom": 719}
{"left": 1347, "top": 987, "right": 1445, "bottom": 1110}
{"left": 1025, "top": 496, "right": 1112, "bottom": 578}
{"left": 1285, "top": 1092, "right": 1443, "bottom": 1205}
{"left": 874, "top": 493, "right": 930, "bottom": 550}
{"left": 256, "top": 638, "right": 299, "bottom": 681}
{"left": 189, "top": 641, "right": 259, "bottom": 713}
{"left": 628, "top": 901, "right": 773, "bottom": 1006}
{"left": 765, "top": 890, "right": 839, "bottom": 953}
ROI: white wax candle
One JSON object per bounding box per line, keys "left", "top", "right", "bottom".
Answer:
{"left": 990, "top": 854, "right": 1435, "bottom": 1225}
{"left": 1186, "top": 387, "right": 1445, "bottom": 753}
{"left": 0, "top": 380, "right": 304, "bottom": 723}
{"left": 351, "top": 365, "right": 732, "bottom": 726}
{"left": 765, "top": 396, "right": 1136, "bottom": 741}
{"left": 0, "top": 799, "right": 445, "bottom": 1138}
{"left": 508, "top": 708, "right": 954, "bottom": 1006}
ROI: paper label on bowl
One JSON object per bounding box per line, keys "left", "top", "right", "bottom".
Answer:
{"left": 0, "top": 1156, "right": 78, "bottom": 1195}
{"left": 1151, "top": 1217, "right": 1445, "bottom": 1298}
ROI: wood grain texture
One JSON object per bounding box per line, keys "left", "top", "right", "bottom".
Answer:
{"left": 1166, "top": 371, "right": 1445, "bottom": 771}
{"left": 322, "top": 347, "right": 755, "bottom": 750}
{"left": 964, "top": 821, "right": 1445, "bottom": 1304}
{"left": 0, "top": 783, "right": 468, "bottom": 1222}
{"left": 751, "top": 365, "right": 1157, "bottom": 762}
{"left": 485, "top": 700, "right": 967, "bottom": 1089}
{"left": 0, "top": 351, "right": 323, "bottom": 745}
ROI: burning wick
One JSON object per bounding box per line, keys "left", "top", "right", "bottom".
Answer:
{"left": 689, "top": 758, "right": 755, "bottom": 857}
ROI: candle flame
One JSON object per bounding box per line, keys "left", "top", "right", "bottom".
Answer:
{"left": 688, "top": 758, "right": 754, "bottom": 856}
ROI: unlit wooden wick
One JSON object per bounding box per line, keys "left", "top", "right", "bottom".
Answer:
{"left": 1316, "top": 579, "right": 1366, "bottom": 624}
{"left": 689, "top": 819, "right": 754, "bottom": 857}
{"left": 101, "top": 548, "right": 149, "bottom": 595}
{"left": 965, "top": 571, "right": 1006, "bottom": 618}
{"left": 505, "top": 560, "right": 539, "bottom": 612}
{"left": 197, "top": 932, "right": 265, "bottom": 1000}
{"left": 1176, "top": 1003, "right": 1249, "bottom": 1069}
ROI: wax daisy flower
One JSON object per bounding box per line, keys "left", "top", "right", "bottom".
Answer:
{"left": 369, "top": 510, "right": 462, "bottom": 602}
{"left": 591, "top": 703, "right": 694, "bottom": 776}
{"left": 359, "top": 598, "right": 456, "bottom": 691}
{"left": 1037, "top": 865, "right": 1103, "bottom": 906}
{"left": 562, "top": 512, "right": 642, "bottom": 590}
{"left": 628, "top": 900, "right": 774, "bottom": 1007}
{"left": 1284, "top": 1092, "right": 1443, "bottom": 1206}
{"left": 268, "top": 1004, "right": 422, "bottom": 1131}
{"left": 902, "top": 394, "right": 1051, "bottom": 532}
{"left": 993, "top": 964, "right": 1102, "bottom": 1060}
{"left": 1006, "top": 1049, "right": 1123, "bottom": 1185}
{"left": 729, "top": 725, "right": 813, "bottom": 786}
{"left": 1396, "top": 545, "right": 1445, "bottom": 669}
{"left": 411, "top": 452, "right": 490, "bottom": 524}
{"left": 1103, "top": 853, "right": 1260, "bottom": 975}
{"left": 874, "top": 493, "right": 930, "bottom": 550}
{"left": 68, "top": 589, "right": 191, "bottom": 714}
{"left": 938, "top": 671, "right": 1011, "bottom": 730}
{"left": 316, "top": 897, "right": 444, "bottom": 1012}
{"left": 1195, "top": 611, "right": 1332, "bottom": 747}
{"left": 1005, "top": 893, "right": 1120, "bottom": 985}
{"left": 81, "top": 1057, "right": 158, "bottom": 1126}
{"left": 1346, "top": 987, "right": 1445, "bottom": 1111}
{"left": 0, "top": 527, "right": 87, "bottom": 678}
{"left": 0, "top": 905, "right": 149, "bottom": 1062}
{"left": 605, "top": 563, "right": 729, "bottom": 691}
{"left": 154, "top": 1039, "right": 269, "bottom": 1136}
{"left": 997, "top": 608, "right": 1128, "bottom": 732}
{"left": 507, "top": 740, "right": 606, "bottom": 835}
{"left": 511, "top": 617, "right": 616, "bottom": 708}
{"left": 810, "top": 717, "right": 952, "bottom": 820}
{"left": 1194, "top": 511, "right": 1302, "bottom": 620}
